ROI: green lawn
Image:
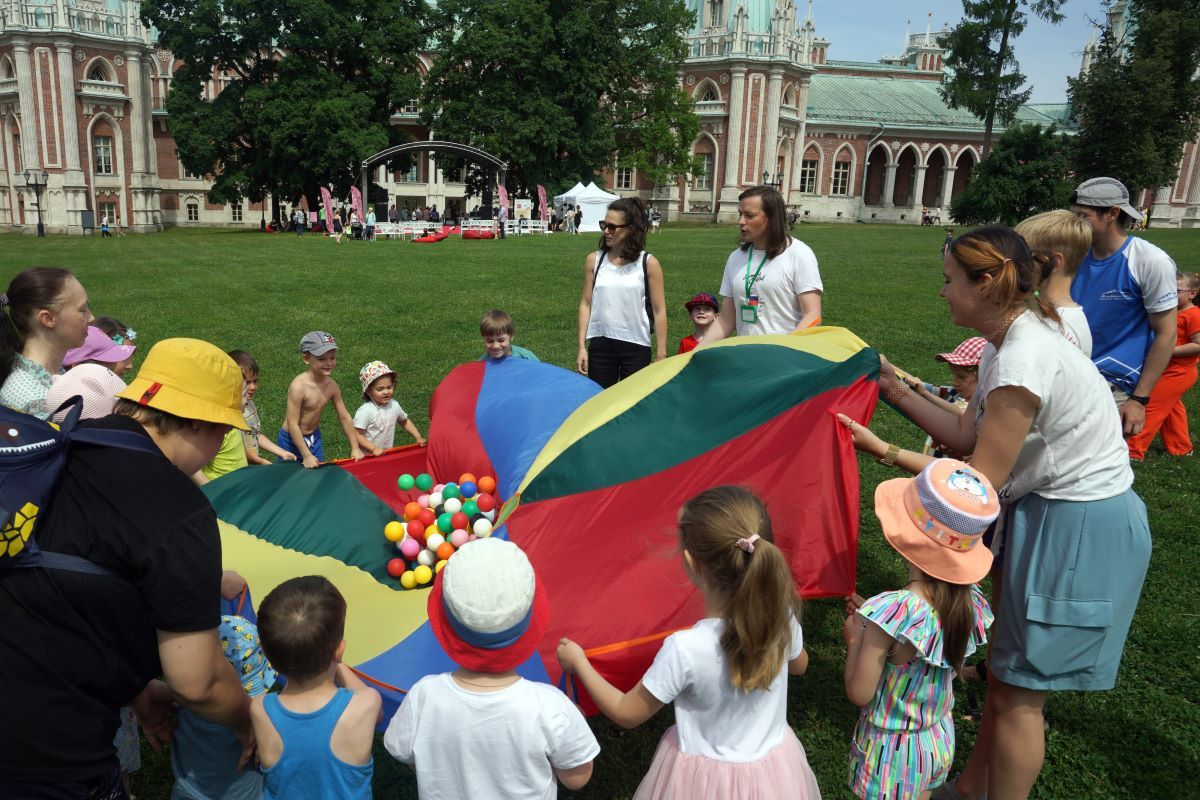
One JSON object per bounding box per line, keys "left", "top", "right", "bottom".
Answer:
{"left": 4, "top": 223, "right": 1198, "bottom": 798}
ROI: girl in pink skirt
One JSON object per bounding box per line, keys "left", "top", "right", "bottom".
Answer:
{"left": 557, "top": 486, "right": 822, "bottom": 800}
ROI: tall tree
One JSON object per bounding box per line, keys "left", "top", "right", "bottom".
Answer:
{"left": 950, "top": 123, "right": 1074, "bottom": 225}
{"left": 1069, "top": 0, "right": 1200, "bottom": 192}
{"left": 419, "top": 0, "right": 700, "bottom": 198}
{"left": 940, "top": 0, "right": 1067, "bottom": 157}
{"left": 142, "top": 0, "right": 427, "bottom": 209}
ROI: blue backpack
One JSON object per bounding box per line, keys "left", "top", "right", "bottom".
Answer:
{"left": 0, "top": 398, "right": 161, "bottom": 576}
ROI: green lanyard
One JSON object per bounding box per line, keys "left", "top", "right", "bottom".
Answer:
{"left": 744, "top": 246, "right": 768, "bottom": 298}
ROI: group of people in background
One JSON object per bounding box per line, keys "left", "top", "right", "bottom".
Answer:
{"left": 0, "top": 174, "right": 1179, "bottom": 800}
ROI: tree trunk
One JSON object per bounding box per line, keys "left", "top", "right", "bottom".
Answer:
{"left": 984, "top": 0, "right": 1020, "bottom": 159}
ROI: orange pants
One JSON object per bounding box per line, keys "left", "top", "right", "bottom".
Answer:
{"left": 1127, "top": 362, "right": 1197, "bottom": 458}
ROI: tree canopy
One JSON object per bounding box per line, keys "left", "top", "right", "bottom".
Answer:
{"left": 419, "top": 0, "right": 700, "bottom": 197}
{"left": 950, "top": 123, "right": 1074, "bottom": 226}
{"left": 939, "top": 0, "right": 1066, "bottom": 157}
{"left": 1069, "top": 0, "right": 1200, "bottom": 192}
{"left": 142, "top": 0, "right": 427, "bottom": 207}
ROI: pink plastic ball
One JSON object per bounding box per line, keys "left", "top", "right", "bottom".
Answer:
{"left": 400, "top": 537, "right": 421, "bottom": 559}
{"left": 433, "top": 483, "right": 445, "bottom": 493}
{"left": 417, "top": 494, "right": 431, "bottom": 509}
{"left": 450, "top": 529, "right": 469, "bottom": 547}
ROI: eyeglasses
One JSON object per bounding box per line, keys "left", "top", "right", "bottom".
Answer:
{"left": 600, "top": 222, "right": 627, "bottom": 233}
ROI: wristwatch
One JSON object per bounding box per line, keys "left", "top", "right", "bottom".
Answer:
{"left": 1129, "top": 394, "right": 1150, "bottom": 406}
{"left": 878, "top": 443, "right": 901, "bottom": 466}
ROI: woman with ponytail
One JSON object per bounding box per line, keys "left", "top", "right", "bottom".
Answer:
{"left": 836, "top": 226, "right": 1150, "bottom": 800}
{"left": 557, "top": 486, "right": 820, "bottom": 799}
{"left": 0, "top": 267, "right": 92, "bottom": 418}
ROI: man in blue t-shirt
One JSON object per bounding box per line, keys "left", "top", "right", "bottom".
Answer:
{"left": 1069, "top": 177, "right": 1178, "bottom": 437}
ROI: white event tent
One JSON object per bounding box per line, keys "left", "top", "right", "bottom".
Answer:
{"left": 553, "top": 182, "right": 620, "bottom": 232}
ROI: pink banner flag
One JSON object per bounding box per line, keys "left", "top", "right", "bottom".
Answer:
{"left": 320, "top": 187, "right": 334, "bottom": 234}
{"left": 351, "top": 186, "right": 364, "bottom": 225}
{"left": 497, "top": 184, "right": 510, "bottom": 218}
{"left": 537, "top": 185, "right": 548, "bottom": 222}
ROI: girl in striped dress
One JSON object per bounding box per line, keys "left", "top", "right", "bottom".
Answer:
{"left": 843, "top": 459, "right": 996, "bottom": 799}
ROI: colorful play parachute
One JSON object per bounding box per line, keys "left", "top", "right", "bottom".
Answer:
{"left": 205, "top": 328, "right": 879, "bottom": 719}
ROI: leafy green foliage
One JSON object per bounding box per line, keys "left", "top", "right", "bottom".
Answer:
{"left": 1069, "top": 0, "right": 1200, "bottom": 191}
{"left": 420, "top": 0, "right": 701, "bottom": 197}
{"left": 950, "top": 124, "right": 1074, "bottom": 225}
{"left": 940, "top": 0, "right": 1067, "bottom": 155}
{"left": 142, "top": 0, "right": 427, "bottom": 205}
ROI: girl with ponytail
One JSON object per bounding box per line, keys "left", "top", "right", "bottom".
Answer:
{"left": 0, "top": 267, "right": 92, "bottom": 418}
{"left": 557, "top": 486, "right": 820, "bottom": 800}
{"left": 844, "top": 459, "right": 996, "bottom": 799}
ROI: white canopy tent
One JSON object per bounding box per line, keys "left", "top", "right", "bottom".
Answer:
{"left": 559, "top": 181, "right": 614, "bottom": 231}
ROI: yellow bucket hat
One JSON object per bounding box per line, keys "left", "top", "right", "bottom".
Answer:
{"left": 116, "top": 338, "right": 248, "bottom": 430}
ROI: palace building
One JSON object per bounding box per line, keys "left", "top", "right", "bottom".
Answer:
{"left": 0, "top": 0, "right": 1196, "bottom": 233}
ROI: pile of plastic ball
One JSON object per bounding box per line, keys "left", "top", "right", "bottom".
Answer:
{"left": 383, "top": 472, "right": 499, "bottom": 590}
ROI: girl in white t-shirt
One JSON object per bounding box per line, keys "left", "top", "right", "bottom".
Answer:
{"left": 352, "top": 361, "right": 425, "bottom": 455}
{"left": 557, "top": 486, "right": 821, "bottom": 800}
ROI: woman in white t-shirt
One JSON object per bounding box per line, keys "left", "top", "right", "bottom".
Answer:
{"left": 836, "top": 226, "right": 1150, "bottom": 800}
{"left": 576, "top": 196, "right": 667, "bottom": 388}
{"left": 708, "top": 186, "right": 823, "bottom": 341}
{"left": 557, "top": 486, "right": 821, "bottom": 800}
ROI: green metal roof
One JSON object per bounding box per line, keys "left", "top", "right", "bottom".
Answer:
{"left": 807, "top": 73, "right": 1076, "bottom": 133}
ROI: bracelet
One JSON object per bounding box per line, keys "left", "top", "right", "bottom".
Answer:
{"left": 878, "top": 443, "right": 901, "bottom": 466}
{"left": 1128, "top": 394, "right": 1150, "bottom": 406}
{"left": 883, "top": 382, "right": 910, "bottom": 404}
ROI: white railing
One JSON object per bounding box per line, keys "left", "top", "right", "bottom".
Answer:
{"left": 78, "top": 79, "right": 129, "bottom": 100}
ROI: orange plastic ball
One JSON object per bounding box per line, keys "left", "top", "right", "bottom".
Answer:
{"left": 458, "top": 472, "right": 477, "bottom": 486}
{"left": 436, "top": 542, "right": 456, "bottom": 561}
{"left": 477, "top": 475, "right": 497, "bottom": 495}
{"left": 403, "top": 501, "right": 422, "bottom": 520}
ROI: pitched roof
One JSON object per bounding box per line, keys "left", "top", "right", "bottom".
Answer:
{"left": 806, "top": 73, "right": 1076, "bottom": 133}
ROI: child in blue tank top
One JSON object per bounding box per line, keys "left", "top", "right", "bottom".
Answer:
{"left": 251, "top": 576, "right": 381, "bottom": 800}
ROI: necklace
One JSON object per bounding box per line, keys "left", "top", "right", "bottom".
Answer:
{"left": 985, "top": 308, "right": 1024, "bottom": 345}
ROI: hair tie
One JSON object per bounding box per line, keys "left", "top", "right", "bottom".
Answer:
{"left": 735, "top": 533, "right": 760, "bottom": 554}
{"left": 1032, "top": 290, "right": 1040, "bottom": 298}
{"left": 0, "top": 293, "right": 8, "bottom": 310}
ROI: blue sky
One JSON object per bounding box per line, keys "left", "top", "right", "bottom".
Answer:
{"left": 807, "top": 0, "right": 1102, "bottom": 103}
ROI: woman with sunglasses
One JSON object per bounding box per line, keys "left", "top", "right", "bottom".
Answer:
{"left": 707, "top": 186, "right": 823, "bottom": 341}
{"left": 577, "top": 196, "right": 667, "bottom": 388}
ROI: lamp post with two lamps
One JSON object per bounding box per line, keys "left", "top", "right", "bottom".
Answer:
{"left": 23, "top": 169, "right": 49, "bottom": 237}
{"left": 762, "top": 170, "right": 784, "bottom": 191}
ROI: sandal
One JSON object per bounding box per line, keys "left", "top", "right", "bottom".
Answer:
{"left": 931, "top": 777, "right": 986, "bottom": 800}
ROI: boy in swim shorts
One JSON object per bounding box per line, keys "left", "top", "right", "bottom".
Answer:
{"left": 277, "top": 331, "right": 364, "bottom": 468}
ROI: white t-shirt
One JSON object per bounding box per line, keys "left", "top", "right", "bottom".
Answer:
{"left": 641, "top": 616, "right": 803, "bottom": 762}
{"left": 585, "top": 251, "right": 651, "bottom": 346}
{"left": 1039, "top": 305, "right": 1093, "bottom": 357}
{"left": 719, "top": 238, "right": 822, "bottom": 336}
{"left": 383, "top": 673, "right": 599, "bottom": 800}
{"left": 974, "top": 312, "right": 1132, "bottom": 503}
{"left": 352, "top": 399, "right": 407, "bottom": 449}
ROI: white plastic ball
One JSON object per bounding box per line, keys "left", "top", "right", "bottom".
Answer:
{"left": 417, "top": 549, "right": 435, "bottom": 567}
{"left": 444, "top": 497, "right": 463, "bottom": 514}
{"left": 472, "top": 518, "right": 493, "bottom": 537}
{"left": 429, "top": 491, "right": 444, "bottom": 507}
{"left": 483, "top": 509, "right": 496, "bottom": 522}
{"left": 426, "top": 532, "right": 446, "bottom": 550}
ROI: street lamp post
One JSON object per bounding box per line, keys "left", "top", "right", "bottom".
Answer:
{"left": 761, "top": 170, "right": 784, "bottom": 190}
{"left": 23, "top": 169, "right": 49, "bottom": 237}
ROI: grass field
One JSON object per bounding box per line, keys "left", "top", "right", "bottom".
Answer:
{"left": 4, "top": 222, "right": 1198, "bottom": 798}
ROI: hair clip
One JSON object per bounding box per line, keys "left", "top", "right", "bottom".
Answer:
{"left": 735, "top": 533, "right": 760, "bottom": 554}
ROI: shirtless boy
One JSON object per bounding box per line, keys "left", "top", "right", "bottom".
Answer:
{"left": 276, "top": 331, "right": 364, "bottom": 468}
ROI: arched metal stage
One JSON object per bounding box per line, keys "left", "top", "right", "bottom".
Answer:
{"left": 360, "top": 141, "right": 507, "bottom": 215}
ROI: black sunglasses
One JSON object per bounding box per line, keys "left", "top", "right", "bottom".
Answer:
{"left": 600, "top": 222, "right": 627, "bottom": 232}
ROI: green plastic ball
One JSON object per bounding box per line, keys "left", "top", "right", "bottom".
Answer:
{"left": 442, "top": 483, "right": 460, "bottom": 500}
{"left": 397, "top": 473, "right": 415, "bottom": 490}
{"left": 462, "top": 500, "right": 479, "bottom": 517}
{"left": 437, "top": 512, "right": 454, "bottom": 533}
{"left": 415, "top": 473, "right": 434, "bottom": 491}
